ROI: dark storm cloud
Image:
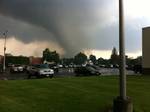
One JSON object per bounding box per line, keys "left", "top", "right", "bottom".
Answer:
{"left": 0, "top": 0, "right": 112, "bottom": 56}
{"left": 92, "top": 22, "right": 142, "bottom": 53}
{"left": 0, "top": 0, "right": 142, "bottom": 56}
{"left": 0, "top": 15, "right": 57, "bottom": 43}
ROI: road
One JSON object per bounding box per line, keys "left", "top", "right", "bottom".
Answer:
{"left": 0, "top": 68, "right": 135, "bottom": 80}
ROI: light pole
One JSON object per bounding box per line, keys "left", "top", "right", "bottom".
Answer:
{"left": 119, "top": 0, "right": 126, "bottom": 101}
{"left": 3, "top": 30, "right": 8, "bottom": 72}
{"left": 113, "top": 0, "right": 133, "bottom": 112}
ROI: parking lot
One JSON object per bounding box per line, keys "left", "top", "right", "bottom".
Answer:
{"left": 0, "top": 67, "right": 136, "bottom": 80}
{"left": 0, "top": 68, "right": 73, "bottom": 80}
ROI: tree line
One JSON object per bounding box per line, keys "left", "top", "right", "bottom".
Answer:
{"left": 4, "top": 47, "right": 142, "bottom": 68}
{"left": 42, "top": 47, "right": 142, "bottom": 68}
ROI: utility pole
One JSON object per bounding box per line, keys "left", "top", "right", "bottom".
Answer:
{"left": 119, "top": 0, "right": 126, "bottom": 101}
{"left": 113, "top": 0, "right": 133, "bottom": 112}
{"left": 3, "top": 30, "right": 8, "bottom": 72}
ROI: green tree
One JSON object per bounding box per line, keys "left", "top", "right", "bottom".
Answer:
{"left": 97, "top": 57, "right": 111, "bottom": 67}
{"left": 110, "top": 47, "right": 119, "bottom": 65}
{"left": 43, "top": 48, "right": 50, "bottom": 62}
{"left": 127, "top": 56, "right": 142, "bottom": 66}
{"left": 62, "top": 58, "right": 74, "bottom": 66}
{"left": 89, "top": 54, "right": 97, "bottom": 64}
{"left": 50, "top": 51, "right": 60, "bottom": 63}
{"left": 74, "top": 52, "right": 87, "bottom": 65}
{"left": 6, "top": 56, "right": 29, "bottom": 65}
{"left": 43, "top": 48, "right": 60, "bottom": 63}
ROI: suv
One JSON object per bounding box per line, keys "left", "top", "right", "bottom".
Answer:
{"left": 28, "top": 64, "right": 54, "bottom": 79}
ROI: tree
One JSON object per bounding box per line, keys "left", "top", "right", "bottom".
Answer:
{"left": 127, "top": 56, "right": 142, "bottom": 66}
{"left": 43, "top": 48, "right": 60, "bottom": 63}
{"left": 97, "top": 57, "right": 111, "bottom": 67}
{"left": 61, "top": 58, "right": 74, "bottom": 66}
{"left": 89, "top": 54, "right": 97, "bottom": 64}
{"left": 6, "top": 56, "right": 29, "bottom": 65}
{"left": 51, "top": 51, "right": 60, "bottom": 63}
{"left": 43, "top": 48, "right": 50, "bottom": 62}
{"left": 74, "top": 52, "right": 87, "bottom": 65}
{"left": 110, "top": 47, "right": 119, "bottom": 65}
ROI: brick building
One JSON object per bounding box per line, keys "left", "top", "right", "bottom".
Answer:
{"left": 29, "top": 56, "right": 43, "bottom": 65}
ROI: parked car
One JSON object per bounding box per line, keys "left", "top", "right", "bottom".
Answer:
{"left": 48, "top": 64, "right": 59, "bottom": 73}
{"left": 10, "top": 64, "right": 24, "bottom": 73}
{"left": 133, "top": 64, "right": 142, "bottom": 74}
{"left": 26, "top": 65, "right": 33, "bottom": 73}
{"left": 28, "top": 64, "right": 54, "bottom": 79}
{"left": 74, "top": 66, "right": 101, "bottom": 76}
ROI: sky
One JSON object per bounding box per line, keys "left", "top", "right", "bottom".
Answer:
{"left": 0, "top": 0, "right": 149, "bottom": 59}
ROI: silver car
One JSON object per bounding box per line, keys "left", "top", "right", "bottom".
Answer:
{"left": 28, "top": 64, "right": 54, "bottom": 78}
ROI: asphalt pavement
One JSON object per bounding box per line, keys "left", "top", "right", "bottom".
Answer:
{"left": 0, "top": 68, "right": 135, "bottom": 80}
{"left": 0, "top": 68, "right": 75, "bottom": 80}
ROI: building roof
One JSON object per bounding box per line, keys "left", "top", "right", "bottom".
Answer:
{"left": 143, "top": 26, "right": 150, "bottom": 30}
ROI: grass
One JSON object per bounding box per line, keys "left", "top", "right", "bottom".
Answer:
{"left": 0, "top": 75, "right": 150, "bottom": 112}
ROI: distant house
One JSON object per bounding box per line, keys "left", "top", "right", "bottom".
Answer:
{"left": 29, "top": 56, "right": 43, "bottom": 65}
{"left": 142, "top": 27, "right": 150, "bottom": 74}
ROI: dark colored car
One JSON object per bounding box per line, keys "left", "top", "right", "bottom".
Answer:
{"left": 133, "top": 65, "right": 142, "bottom": 74}
{"left": 74, "top": 66, "right": 101, "bottom": 76}
{"left": 48, "top": 64, "right": 59, "bottom": 73}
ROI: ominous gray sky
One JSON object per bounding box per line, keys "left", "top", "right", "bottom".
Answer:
{"left": 0, "top": 0, "right": 149, "bottom": 57}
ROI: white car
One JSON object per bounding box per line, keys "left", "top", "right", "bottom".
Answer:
{"left": 28, "top": 64, "right": 54, "bottom": 78}
{"left": 10, "top": 64, "right": 24, "bottom": 73}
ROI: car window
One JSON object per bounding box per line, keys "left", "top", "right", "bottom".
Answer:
{"left": 34, "top": 64, "right": 49, "bottom": 69}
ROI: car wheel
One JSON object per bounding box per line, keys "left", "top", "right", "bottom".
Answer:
{"left": 36, "top": 75, "right": 40, "bottom": 78}
{"left": 36, "top": 73, "right": 41, "bottom": 78}
{"left": 10, "top": 70, "right": 14, "bottom": 73}
{"left": 28, "top": 74, "right": 31, "bottom": 79}
{"left": 97, "top": 73, "right": 101, "bottom": 76}
{"left": 49, "top": 74, "right": 53, "bottom": 78}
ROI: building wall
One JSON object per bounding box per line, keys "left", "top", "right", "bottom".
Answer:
{"left": 142, "top": 27, "right": 150, "bottom": 74}
{"left": 29, "top": 56, "right": 43, "bottom": 65}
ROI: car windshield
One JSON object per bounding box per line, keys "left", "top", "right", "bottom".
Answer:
{"left": 87, "top": 66, "right": 97, "bottom": 71}
{"left": 91, "top": 65, "right": 100, "bottom": 70}
{"left": 14, "top": 65, "right": 21, "bottom": 67}
{"left": 35, "top": 64, "right": 49, "bottom": 69}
